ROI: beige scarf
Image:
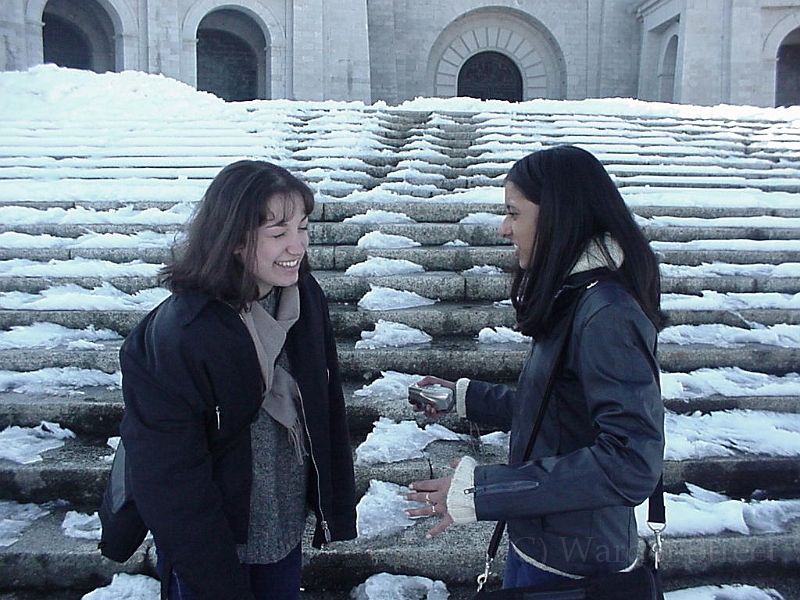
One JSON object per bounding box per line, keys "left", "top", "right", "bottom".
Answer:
{"left": 240, "top": 285, "right": 306, "bottom": 464}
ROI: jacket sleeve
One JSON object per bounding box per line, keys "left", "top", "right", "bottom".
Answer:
{"left": 119, "top": 316, "right": 255, "bottom": 600}
{"left": 293, "top": 277, "right": 357, "bottom": 547}
{"left": 318, "top": 286, "right": 358, "bottom": 544}
{"left": 464, "top": 380, "right": 515, "bottom": 431}
{"left": 473, "top": 299, "right": 664, "bottom": 520}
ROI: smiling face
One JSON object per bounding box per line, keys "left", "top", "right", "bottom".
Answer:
{"left": 499, "top": 181, "right": 540, "bottom": 269}
{"left": 240, "top": 193, "right": 309, "bottom": 297}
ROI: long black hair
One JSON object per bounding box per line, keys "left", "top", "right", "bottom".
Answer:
{"left": 160, "top": 160, "right": 314, "bottom": 310}
{"left": 506, "top": 145, "right": 666, "bottom": 337}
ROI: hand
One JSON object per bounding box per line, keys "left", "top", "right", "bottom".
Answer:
{"left": 410, "top": 376, "right": 456, "bottom": 418}
{"left": 405, "top": 475, "right": 454, "bottom": 538}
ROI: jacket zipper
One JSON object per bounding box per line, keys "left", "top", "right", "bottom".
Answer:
{"left": 296, "top": 384, "right": 331, "bottom": 544}
{"left": 475, "top": 480, "right": 540, "bottom": 497}
{"left": 232, "top": 301, "right": 331, "bottom": 543}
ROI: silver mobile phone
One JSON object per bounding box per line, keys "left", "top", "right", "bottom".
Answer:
{"left": 408, "top": 384, "right": 455, "bottom": 413}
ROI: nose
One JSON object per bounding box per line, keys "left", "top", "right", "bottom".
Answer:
{"left": 498, "top": 215, "right": 512, "bottom": 239}
{"left": 287, "top": 230, "right": 307, "bottom": 255}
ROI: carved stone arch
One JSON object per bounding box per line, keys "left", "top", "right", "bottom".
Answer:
{"left": 763, "top": 11, "right": 800, "bottom": 107}
{"left": 427, "top": 6, "right": 565, "bottom": 100}
{"left": 763, "top": 11, "right": 800, "bottom": 58}
{"left": 182, "top": 0, "right": 284, "bottom": 97}
{"left": 27, "top": 0, "right": 135, "bottom": 71}
{"left": 27, "top": 0, "right": 134, "bottom": 33}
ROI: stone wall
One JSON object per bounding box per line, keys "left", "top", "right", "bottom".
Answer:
{"left": 1, "top": 0, "right": 799, "bottom": 106}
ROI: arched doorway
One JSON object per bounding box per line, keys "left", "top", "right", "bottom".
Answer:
{"left": 457, "top": 51, "right": 522, "bottom": 102}
{"left": 41, "top": 0, "right": 116, "bottom": 72}
{"left": 43, "top": 13, "right": 91, "bottom": 70}
{"left": 776, "top": 28, "right": 800, "bottom": 107}
{"left": 658, "top": 35, "right": 678, "bottom": 103}
{"left": 197, "top": 9, "right": 266, "bottom": 101}
{"left": 428, "top": 7, "right": 566, "bottom": 101}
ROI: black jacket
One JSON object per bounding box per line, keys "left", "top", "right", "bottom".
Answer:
{"left": 467, "top": 276, "right": 664, "bottom": 577}
{"left": 119, "top": 275, "right": 356, "bottom": 600}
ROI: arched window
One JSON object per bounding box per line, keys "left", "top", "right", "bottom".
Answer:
{"left": 457, "top": 51, "right": 523, "bottom": 102}
{"left": 776, "top": 28, "right": 800, "bottom": 107}
{"left": 42, "top": 12, "right": 92, "bottom": 70}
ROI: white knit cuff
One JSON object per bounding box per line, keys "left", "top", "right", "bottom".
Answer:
{"left": 455, "top": 378, "right": 470, "bottom": 418}
{"left": 447, "top": 455, "right": 477, "bottom": 524}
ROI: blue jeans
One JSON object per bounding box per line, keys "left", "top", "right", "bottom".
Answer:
{"left": 503, "top": 544, "right": 572, "bottom": 589}
{"left": 158, "top": 544, "right": 303, "bottom": 600}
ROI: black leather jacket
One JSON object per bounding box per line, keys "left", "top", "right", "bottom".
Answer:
{"left": 119, "top": 275, "right": 356, "bottom": 600}
{"left": 467, "top": 275, "right": 664, "bottom": 577}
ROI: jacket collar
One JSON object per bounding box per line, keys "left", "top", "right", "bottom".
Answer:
{"left": 552, "top": 235, "right": 624, "bottom": 309}
{"left": 174, "top": 288, "right": 216, "bottom": 326}
{"left": 569, "top": 233, "right": 624, "bottom": 276}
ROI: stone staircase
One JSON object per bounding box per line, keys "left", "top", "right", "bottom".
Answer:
{"left": 1, "top": 87, "right": 800, "bottom": 598}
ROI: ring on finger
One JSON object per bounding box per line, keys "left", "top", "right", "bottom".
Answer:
{"left": 431, "top": 503, "right": 437, "bottom": 514}
{"left": 425, "top": 493, "right": 432, "bottom": 504}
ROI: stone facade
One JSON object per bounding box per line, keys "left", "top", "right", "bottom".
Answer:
{"left": 1, "top": 0, "right": 799, "bottom": 107}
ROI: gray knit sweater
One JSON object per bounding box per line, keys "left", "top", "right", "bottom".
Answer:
{"left": 236, "top": 292, "right": 309, "bottom": 564}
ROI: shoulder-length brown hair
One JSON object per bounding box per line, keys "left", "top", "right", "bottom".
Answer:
{"left": 160, "top": 160, "right": 314, "bottom": 310}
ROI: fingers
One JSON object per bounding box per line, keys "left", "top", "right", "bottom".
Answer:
{"left": 415, "top": 375, "right": 455, "bottom": 390}
{"left": 408, "top": 477, "right": 450, "bottom": 493}
{"left": 404, "top": 488, "right": 438, "bottom": 518}
{"left": 405, "top": 475, "right": 456, "bottom": 538}
{"left": 405, "top": 501, "right": 442, "bottom": 519}
{"left": 425, "top": 514, "right": 454, "bottom": 538}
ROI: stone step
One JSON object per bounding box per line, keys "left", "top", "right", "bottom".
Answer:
{"left": 0, "top": 261, "right": 800, "bottom": 302}
{"left": 3, "top": 385, "right": 799, "bottom": 442}
{"left": 0, "top": 390, "right": 124, "bottom": 439}
{"left": 1, "top": 304, "right": 798, "bottom": 340}
{"left": 4, "top": 578, "right": 800, "bottom": 600}
{"left": 4, "top": 198, "right": 798, "bottom": 220}
{"left": 2, "top": 205, "right": 798, "bottom": 242}
{"left": 1, "top": 116, "right": 794, "bottom": 157}
{"left": 4, "top": 166, "right": 799, "bottom": 196}
{"left": 5, "top": 120, "right": 779, "bottom": 152}
{"left": 0, "top": 124, "right": 785, "bottom": 158}
{"left": 0, "top": 503, "right": 797, "bottom": 597}
{"left": 3, "top": 215, "right": 800, "bottom": 244}
{"left": 3, "top": 269, "right": 798, "bottom": 298}
{"left": 2, "top": 426, "right": 800, "bottom": 505}
{"left": 2, "top": 243, "right": 798, "bottom": 269}
{"left": 322, "top": 340, "right": 800, "bottom": 379}
{"left": 7, "top": 159, "right": 796, "bottom": 189}
{"left": 0, "top": 338, "right": 797, "bottom": 379}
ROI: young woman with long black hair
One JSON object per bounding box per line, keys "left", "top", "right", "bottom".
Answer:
{"left": 406, "top": 145, "right": 665, "bottom": 589}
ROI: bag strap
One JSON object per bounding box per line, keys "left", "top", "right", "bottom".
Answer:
{"left": 481, "top": 282, "right": 586, "bottom": 572}
{"left": 477, "top": 279, "right": 666, "bottom": 590}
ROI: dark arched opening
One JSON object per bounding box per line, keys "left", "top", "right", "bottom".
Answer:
{"left": 43, "top": 12, "right": 92, "bottom": 70}
{"left": 659, "top": 35, "right": 678, "bottom": 103}
{"left": 197, "top": 29, "right": 258, "bottom": 101}
{"left": 776, "top": 29, "right": 800, "bottom": 107}
{"left": 457, "top": 51, "right": 523, "bottom": 102}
